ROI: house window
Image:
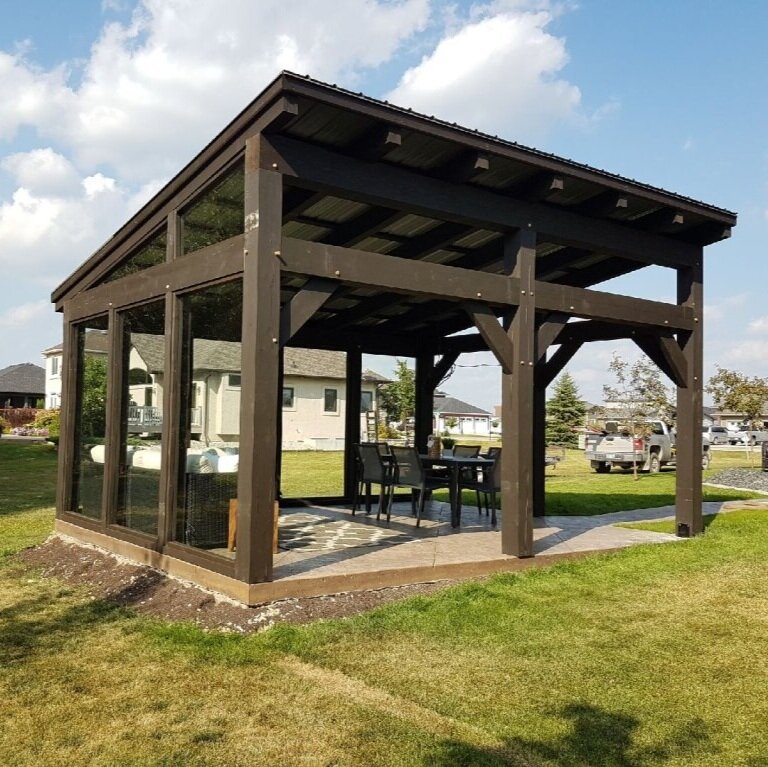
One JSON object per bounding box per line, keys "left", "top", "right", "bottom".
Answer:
{"left": 51, "top": 356, "right": 60, "bottom": 376}
{"left": 360, "top": 391, "right": 373, "bottom": 412}
{"left": 324, "top": 388, "right": 338, "bottom": 413}
{"left": 283, "top": 387, "right": 295, "bottom": 408}
{"left": 227, "top": 374, "right": 241, "bottom": 387}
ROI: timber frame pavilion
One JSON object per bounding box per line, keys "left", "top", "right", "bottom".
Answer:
{"left": 52, "top": 72, "right": 736, "bottom": 604}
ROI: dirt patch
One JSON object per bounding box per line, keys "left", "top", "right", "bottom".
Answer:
{"left": 17, "top": 536, "right": 459, "bottom": 633}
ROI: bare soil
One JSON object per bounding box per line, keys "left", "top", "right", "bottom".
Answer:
{"left": 17, "top": 536, "right": 458, "bottom": 633}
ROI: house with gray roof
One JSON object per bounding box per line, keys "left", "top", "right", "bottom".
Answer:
{"left": 0, "top": 363, "right": 45, "bottom": 408}
{"left": 433, "top": 392, "right": 492, "bottom": 436}
{"left": 43, "top": 333, "right": 388, "bottom": 449}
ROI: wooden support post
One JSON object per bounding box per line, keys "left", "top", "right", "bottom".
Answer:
{"left": 275, "top": 350, "right": 285, "bottom": 500}
{"left": 501, "top": 228, "right": 537, "bottom": 557}
{"left": 675, "top": 258, "right": 704, "bottom": 537}
{"left": 56, "top": 311, "right": 78, "bottom": 516}
{"left": 103, "top": 307, "right": 122, "bottom": 527}
{"left": 236, "top": 135, "right": 283, "bottom": 583}
{"left": 344, "top": 348, "right": 363, "bottom": 501}
{"left": 415, "top": 352, "right": 435, "bottom": 452}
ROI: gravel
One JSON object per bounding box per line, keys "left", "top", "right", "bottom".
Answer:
{"left": 706, "top": 468, "right": 768, "bottom": 494}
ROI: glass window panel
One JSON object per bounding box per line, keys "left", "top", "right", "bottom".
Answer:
{"left": 174, "top": 280, "right": 243, "bottom": 558}
{"left": 115, "top": 300, "right": 165, "bottom": 535}
{"left": 101, "top": 230, "right": 167, "bottom": 283}
{"left": 181, "top": 161, "right": 244, "bottom": 256}
{"left": 71, "top": 317, "right": 109, "bottom": 519}
{"left": 282, "top": 387, "right": 294, "bottom": 408}
{"left": 360, "top": 390, "right": 373, "bottom": 412}
{"left": 324, "top": 388, "right": 338, "bottom": 413}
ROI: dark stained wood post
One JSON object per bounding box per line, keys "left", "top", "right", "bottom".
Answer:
{"left": 344, "top": 347, "right": 362, "bottom": 501}
{"left": 415, "top": 352, "right": 435, "bottom": 452}
{"left": 532, "top": 374, "right": 547, "bottom": 518}
{"left": 56, "top": 311, "right": 78, "bottom": 516}
{"left": 236, "top": 135, "right": 283, "bottom": 583}
{"left": 501, "top": 228, "right": 537, "bottom": 557}
{"left": 675, "top": 257, "right": 704, "bottom": 536}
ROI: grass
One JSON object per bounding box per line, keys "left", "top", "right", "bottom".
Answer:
{"left": 3, "top": 441, "right": 768, "bottom": 764}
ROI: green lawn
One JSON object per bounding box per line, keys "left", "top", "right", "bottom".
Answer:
{"left": 283, "top": 446, "right": 762, "bottom": 515}
{"left": 3, "top": 442, "right": 768, "bottom": 765}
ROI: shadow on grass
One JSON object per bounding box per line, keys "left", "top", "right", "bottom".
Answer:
{"left": 426, "top": 703, "right": 711, "bottom": 766}
{"left": 0, "top": 592, "right": 127, "bottom": 665}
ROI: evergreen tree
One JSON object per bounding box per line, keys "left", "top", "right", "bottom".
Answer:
{"left": 546, "top": 372, "right": 586, "bottom": 447}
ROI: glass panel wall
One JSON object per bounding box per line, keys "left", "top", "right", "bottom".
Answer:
{"left": 174, "top": 280, "right": 243, "bottom": 558}
{"left": 115, "top": 300, "right": 165, "bottom": 535}
{"left": 280, "top": 348, "right": 346, "bottom": 498}
{"left": 100, "top": 229, "right": 167, "bottom": 284}
{"left": 181, "top": 160, "right": 244, "bottom": 255}
{"left": 71, "top": 316, "right": 110, "bottom": 518}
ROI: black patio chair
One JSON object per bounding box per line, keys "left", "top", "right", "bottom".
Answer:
{"left": 452, "top": 443, "right": 483, "bottom": 486}
{"left": 352, "top": 443, "right": 395, "bottom": 518}
{"left": 462, "top": 449, "right": 501, "bottom": 526}
{"left": 390, "top": 446, "right": 450, "bottom": 526}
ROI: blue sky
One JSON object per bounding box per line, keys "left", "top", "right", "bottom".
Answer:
{"left": 1, "top": 0, "right": 766, "bottom": 410}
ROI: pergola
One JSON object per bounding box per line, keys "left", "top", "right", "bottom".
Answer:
{"left": 52, "top": 72, "right": 735, "bottom": 603}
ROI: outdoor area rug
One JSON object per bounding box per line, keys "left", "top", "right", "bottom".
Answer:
{"left": 278, "top": 511, "right": 417, "bottom": 552}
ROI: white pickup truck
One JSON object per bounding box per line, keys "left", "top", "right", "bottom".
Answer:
{"left": 584, "top": 420, "right": 711, "bottom": 473}
{"left": 731, "top": 427, "right": 768, "bottom": 446}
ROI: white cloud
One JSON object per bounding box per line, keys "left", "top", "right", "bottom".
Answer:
{"left": 0, "top": 167, "right": 137, "bottom": 283}
{"left": 726, "top": 340, "right": 768, "bottom": 368}
{"left": 0, "top": 300, "right": 50, "bottom": 329}
{"left": 386, "top": 8, "right": 586, "bottom": 142}
{"left": 2, "top": 148, "right": 81, "bottom": 196}
{"left": 2, "top": 0, "right": 430, "bottom": 181}
{"left": 704, "top": 293, "right": 749, "bottom": 322}
{"left": 748, "top": 316, "right": 768, "bottom": 334}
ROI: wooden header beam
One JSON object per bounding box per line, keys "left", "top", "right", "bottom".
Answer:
{"left": 266, "top": 135, "right": 701, "bottom": 270}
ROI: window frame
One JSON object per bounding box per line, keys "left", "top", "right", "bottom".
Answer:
{"left": 323, "top": 387, "right": 339, "bottom": 414}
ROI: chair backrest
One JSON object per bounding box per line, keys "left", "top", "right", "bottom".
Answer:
{"left": 357, "top": 443, "right": 387, "bottom": 483}
{"left": 375, "top": 442, "right": 391, "bottom": 456}
{"left": 391, "top": 446, "right": 424, "bottom": 487}
{"left": 486, "top": 446, "right": 501, "bottom": 460}
{"left": 453, "top": 444, "right": 481, "bottom": 458}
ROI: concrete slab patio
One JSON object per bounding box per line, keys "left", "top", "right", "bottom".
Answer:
{"left": 265, "top": 499, "right": 715, "bottom": 584}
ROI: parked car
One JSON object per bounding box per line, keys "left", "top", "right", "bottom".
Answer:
{"left": 702, "top": 425, "right": 730, "bottom": 445}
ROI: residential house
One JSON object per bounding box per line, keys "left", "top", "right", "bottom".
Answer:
{"left": 43, "top": 333, "right": 388, "bottom": 449}
{"left": 0, "top": 363, "right": 45, "bottom": 409}
{"left": 433, "top": 392, "right": 492, "bottom": 436}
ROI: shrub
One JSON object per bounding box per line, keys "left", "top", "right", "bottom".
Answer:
{"left": 31, "top": 409, "right": 60, "bottom": 432}
{"left": 0, "top": 415, "right": 10, "bottom": 435}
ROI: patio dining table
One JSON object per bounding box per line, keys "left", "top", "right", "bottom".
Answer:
{"left": 419, "top": 454, "right": 494, "bottom": 527}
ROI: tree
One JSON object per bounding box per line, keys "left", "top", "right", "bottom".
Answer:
{"left": 80, "top": 356, "right": 108, "bottom": 439}
{"left": 378, "top": 359, "right": 415, "bottom": 425}
{"left": 707, "top": 367, "right": 768, "bottom": 460}
{"left": 546, "top": 372, "right": 586, "bottom": 448}
{"left": 603, "top": 353, "right": 674, "bottom": 479}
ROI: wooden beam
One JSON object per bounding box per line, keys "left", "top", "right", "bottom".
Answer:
{"left": 465, "top": 303, "right": 515, "bottom": 374}
{"left": 279, "top": 237, "right": 517, "bottom": 305}
{"left": 575, "top": 190, "right": 629, "bottom": 217}
{"left": 507, "top": 172, "right": 567, "bottom": 203}
{"left": 279, "top": 278, "right": 337, "bottom": 347}
{"left": 536, "top": 312, "right": 570, "bottom": 363}
{"left": 633, "top": 334, "right": 687, "bottom": 388}
{"left": 433, "top": 151, "right": 490, "bottom": 183}
{"left": 268, "top": 135, "right": 700, "bottom": 269}
{"left": 236, "top": 137, "right": 283, "bottom": 584}
{"left": 534, "top": 281, "right": 695, "bottom": 330}
{"left": 675, "top": 258, "right": 704, "bottom": 537}
{"left": 324, "top": 206, "right": 403, "bottom": 247}
{"left": 67, "top": 235, "right": 244, "bottom": 322}
{"left": 56, "top": 311, "right": 78, "bottom": 516}
{"left": 431, "top": 350, "right": 460, "bottom": 389}
{"left": 638, "top": 207, "right": 685, "bottom": 234}
{"left": 347, "top": 125, "right": 402, "bottom": 162}
{"left": 540, "top": 341, "right": 583, "bottom": 388}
